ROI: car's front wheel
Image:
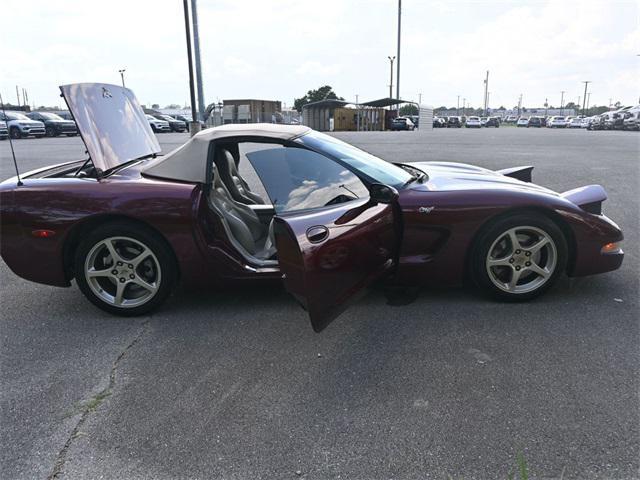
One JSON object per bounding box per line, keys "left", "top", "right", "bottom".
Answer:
{"left": 74, "top": 222, "right": 176, "bottom": 316}
{"left": 10, "top": 128, "right": 22, "bottom": 139}
{"left": 472, "top": 213, "right": 567, "bottom": 301}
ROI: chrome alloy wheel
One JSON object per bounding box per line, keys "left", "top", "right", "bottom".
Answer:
{"left": 84, "top": 236, "right": 162, "bottom": 308}
{"left": 485, "top": 226, "right": 557, "bottom": 294}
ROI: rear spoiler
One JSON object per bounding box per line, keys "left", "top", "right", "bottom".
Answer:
{"left": 561, "top": 185, "right": 607, "bottom": 215}
{"left": 498, "top": 165, "right": 533, "bottom": 182}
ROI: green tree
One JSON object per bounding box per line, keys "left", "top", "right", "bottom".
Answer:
{"left": 165, "top": 103, "right": 182, "bottom": 109}
{"left": 399, "top": 104, "right": 418, "bottom": 116}
{"left": 294, "top": 85, "right": 344, "bottom": 112}
{"left": 151, "top": 103, "right": 160, "bottom": 109}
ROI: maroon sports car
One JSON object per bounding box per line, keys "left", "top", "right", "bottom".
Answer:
{"left": 0, "top": 83, "right": 624, "bottom": 331}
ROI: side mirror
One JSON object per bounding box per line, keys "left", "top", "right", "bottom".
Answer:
{"left": 369, "top": 183, "right": 399, "bottom": 204}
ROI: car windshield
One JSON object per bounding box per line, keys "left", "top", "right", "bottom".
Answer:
{"left": 7, "top": 112, "right": 29, "bottom": 120}
{"left": 297, "top": 131, "right": 413, "bottom": 188}
{"left": 40, "top": 112, "right": 64, "bottom": 120}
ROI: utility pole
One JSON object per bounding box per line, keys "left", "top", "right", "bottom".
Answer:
{"left": 560, "top": 91, "right": 565, "bottom": 115}
{"left": 356, "top": 94, "right": 360, "bottom": 132}
{"left": 457, "top": 95, "right": 460, "bottom": 116}
{"left": 462, "top": 97, "right": 466, "bottom": 116}
{"left": 586, "top": 92, "right": 591, "bottom": 112}
{"left": 418, "top": 93, "right": 422, "bottom": 104}
{"left": 182, "top": 0, "right": 200, "bottom": 135}
{"left": 191, "top": 0, "right": 205, "bottom": 122}
{"left": 396, "top": 0, "right": 401, "bottom": 102}
{"left": 581, "top": 81, "right": 590, "bottom": 117}
{"left": 517, "top": 94, "right": 522, "bottom": 116}
{"left": 544, "top": 98, "right": 548, "bottom": 117}
{"left": 483, "top": 70, "right": 489, "bottom": 116}
{"left": 487, "top": 92, "right": 490, "bottom": 113}
{"left": 16, "top": 86, "right": 20, "bottom": 106}
{"left": 388, "top": 56, "right": 395, "bottom": 100}
{"left": 118, "top": 69, "right": 126, "bottom": 87}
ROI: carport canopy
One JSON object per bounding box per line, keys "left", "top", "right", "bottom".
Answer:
{"left": 360, "top": 97, "right": 414, "bottom": 108}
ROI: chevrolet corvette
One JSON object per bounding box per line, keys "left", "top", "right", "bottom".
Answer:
{"left": 0, "top": 83, "right": 624, "bottom": 331}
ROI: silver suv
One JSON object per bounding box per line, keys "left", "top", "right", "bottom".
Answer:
{"left": 0, "top": 111, "right": 46, "bottom": 139}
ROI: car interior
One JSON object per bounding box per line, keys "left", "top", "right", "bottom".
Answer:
{"left": 206, "top": 142, "right": 278, "bottom": 267}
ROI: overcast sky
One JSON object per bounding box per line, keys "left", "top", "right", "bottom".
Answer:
{"left": 2, "top": 0, "right": 638, "bottom": 110}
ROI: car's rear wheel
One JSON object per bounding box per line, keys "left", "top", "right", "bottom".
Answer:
{"left": 74, "top": 222, "right": 176, "bottom": 316}
{"left": 45, "top": 126, "right": 57, "bottom": 137}
{"left": 10, "top": 128, "right": 22, "bottom": 139}
{"left": 472, "top": 213, "right": 567, "bottom": 301}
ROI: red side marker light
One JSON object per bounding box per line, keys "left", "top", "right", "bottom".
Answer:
{"left": 32, "top": 229, "right": 56, "bottom": 238}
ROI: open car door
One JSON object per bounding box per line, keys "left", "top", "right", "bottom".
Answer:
{"left": 273, "top": 192, "right": 399, "bottom": 332}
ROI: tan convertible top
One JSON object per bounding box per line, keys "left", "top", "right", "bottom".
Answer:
{"left": 143, "top": 123, "right": 311, "bottom": 183}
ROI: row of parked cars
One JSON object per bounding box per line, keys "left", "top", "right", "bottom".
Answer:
{"left": 430, "top": 105, "right": 640, "bottom": 131}
{"left": 433, "top": 116, "right": 501, "bottom": 128}
{"left": 0, "top": 110, "right": 77, "bottom": 139}
{"left": 0, "top": 110, "right": 199, "bottom": 140}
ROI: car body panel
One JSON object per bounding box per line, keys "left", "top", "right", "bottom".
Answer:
{"left": 60, "top": 83, "right": 161, "bottom": 172}
{"left": 273, "top": 198, "right": 398, "bottom": 332}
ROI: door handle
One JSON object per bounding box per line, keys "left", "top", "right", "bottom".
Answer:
{"left": 306, "top": 225, "right": 329, "bottom": 243}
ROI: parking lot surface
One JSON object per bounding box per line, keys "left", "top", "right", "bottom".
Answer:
{"left": 1, "top": 128, "right": 638, "bottom": 479}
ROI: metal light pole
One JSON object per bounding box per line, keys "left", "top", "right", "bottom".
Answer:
{"left": 462, "top": 97, "right": 466, "bottom": 116}
{"left": 457, "top": 95, "right": 460, "bottom": 116}
{"left": 388, "top": 56, "right": 395, "bottom": 100}
{"left": 483, "top": 70, "right": 489, "bottom": 116}
{"left": 355, "top": 94, "right": 360, "bottom": 132}
{"left": 182, "top": 0, "right": 200, "bottom": 135}
{"left": 118, "top": 69, "right": 126, "bottom": 88}
{"left": 586, "top": 92, "right": 591, "bottom": 112}
{"left": 560, "top": 91, "right": 565, "bottom": 116}
{"left": 191, "top": 0, "right": 205, "bottom": 122}
{"left": 581, "top": 81, "right": 590, "bottom": 117}
{"left": 418, "top": 92, "right": 422, "bottom": 105}
{"left": 396, "top": 0, "right": 401, "bottom": 102}
{"left": 544, "top": 98, "right": 548, "bottom": 117}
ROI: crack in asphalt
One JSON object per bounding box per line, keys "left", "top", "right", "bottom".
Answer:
{"left": 47, "top": 318, "right": 151, "bottom": 480}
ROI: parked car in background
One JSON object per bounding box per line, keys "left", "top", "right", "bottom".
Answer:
{"left": 0, "top": 111, "right": 46, "bottom": 139}
{"left": 480, "top": 117, "right": 488, "bottom": 126}
{"left": 547, "top": 116, "right": 567, "bottom": 128}
{"left": 485, "top": 117, "right": 500, "bottom": 128}
{"left": 390, "top": 117, "right": 415, "bottom": 131}
{"left": 527, "top": 116, "right": 545, "bottom": 128}
{"left": 146, "top": 114, "right": 171, "bottom": 133}
{"left": 505, "top": 115, "right": 518, "bottom": 124}
{"left": 153, "top": 114, "right": 187, "bottom": 132}
{"left": 623, "top": 111, "right": 639, "bottom": 131}
{"left": 0, "top": 121, "right": 8, "bottom": 140}
{"left": 27, "top": 111, "right": 78, "bottom": 137}
{"left": 587, "top": 115, "right": 605, "bottom": 130}
{"left": 447, "top": 116, "right": 463, "bottom": 128}
{"left": 568, "top": 117, "right": 583, "bottom": 129}
{"left": 466, "top": 116, "right": 482, "bottom": 128}
{"left": 409, "top": 115, "right": 420, "bottom": 128}
{"left": 433, "top": 117, "right": 446, "bottom": 128}
{"left": 54, "top": 111, "right": 74, "bottom": 120}
{"left": 516, "top": 117, "right": 529, "bottom": 127}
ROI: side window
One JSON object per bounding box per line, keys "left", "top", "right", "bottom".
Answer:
{"left": 240, "top": 142, "right": 369, "bottom": 213}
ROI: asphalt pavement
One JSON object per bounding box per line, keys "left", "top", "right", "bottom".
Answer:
{"left": 1, "top": 127, "right": 638, "bottom": 479}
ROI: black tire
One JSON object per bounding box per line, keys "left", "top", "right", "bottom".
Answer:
{"left": 74, "top": 222, "right": 177, "bottom": 316}
{"left": 471, "top": 212, "right": 567, "bottom": 301}
{"left": 45, "top": 126, "right": 57, "bottom": 137}
{"left": 151, "top": 125, "right": 158, "bottom": 133}
{"left": 10, "top": 128, "right": 22, "bottom": 139}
